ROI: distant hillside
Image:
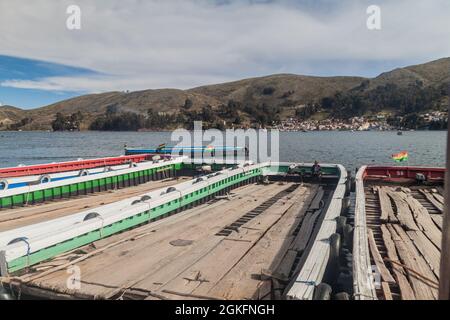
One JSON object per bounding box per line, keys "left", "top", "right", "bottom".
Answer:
{"left": 1, "top": 57, "right": 448, "bottom": 131}
{"left": 369, "top": 57, "right": 450, "bottom": 88}
{"left": 0, "top": 106, "right": 27, "bottom": 129}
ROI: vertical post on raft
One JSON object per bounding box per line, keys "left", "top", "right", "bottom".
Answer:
{"left": 440, "top": 102, "right": 450, "bottom": 300}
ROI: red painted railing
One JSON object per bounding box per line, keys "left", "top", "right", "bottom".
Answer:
{"left": 364, "top": 166, "right": 445, "bottom": 183}
{"left": 0, "top": 154, "right": 155, "bottom": 178}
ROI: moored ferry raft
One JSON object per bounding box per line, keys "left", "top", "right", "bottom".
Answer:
{"left": 353, "top": 165, "right": 445, "bottom": 300}
{"left": 0, "top": 152, "right": 352, "bottom": 300}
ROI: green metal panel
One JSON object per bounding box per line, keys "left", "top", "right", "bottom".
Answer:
{"left": 44, "top": 188, "right": 53, "bottom": 198}
{"left": 0, "top": 196, "right": 12, "bottom": 208}
{"left": 12, "top": 195, "right": 24, "bottom": 206}
{"left": 53, "top": 187, "right": 62, "bottom": 197}
{"left": 34, "top": 190, "right": 44, "bottom": 202}
{"left": 62, "top": 185, "right": 70, "bottom": 195}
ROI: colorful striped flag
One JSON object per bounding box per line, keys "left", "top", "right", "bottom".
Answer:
{"left": 392, "top": 151, "right": 409, "bottom": 162}
{"left": 157, "top": 143, "right": 166, "bottom": 150}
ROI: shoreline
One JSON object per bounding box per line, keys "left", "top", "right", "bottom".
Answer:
{"left": 0, "top": 129, "right": 448, "bottom": 133}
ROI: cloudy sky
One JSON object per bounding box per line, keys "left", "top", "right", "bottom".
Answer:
{"left": 0, "top": 0, "right": 449, "bottom": 108}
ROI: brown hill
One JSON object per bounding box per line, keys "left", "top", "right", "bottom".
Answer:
{"left": 369, "top": 57, "right": 450, "bottom": 88}
{"left": 0, "top": 106, "right": 27, "bottom": 128}
{"left": 1, "top": 57, "right": 449, "bottom": 130}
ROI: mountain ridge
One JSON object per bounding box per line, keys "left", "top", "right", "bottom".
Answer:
{"left": 1, "top": 57, "right": 448, "bottom": 130}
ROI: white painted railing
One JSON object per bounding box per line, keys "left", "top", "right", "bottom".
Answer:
{"left": 286, "top": 164, "right": 347, "bottom": 300}
{"left": 352, "top": 166, "right": 377, "bottom": 300}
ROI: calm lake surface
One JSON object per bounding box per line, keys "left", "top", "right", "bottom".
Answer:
{"left": 0, "top": 131, "right": 446, "bottom": 172}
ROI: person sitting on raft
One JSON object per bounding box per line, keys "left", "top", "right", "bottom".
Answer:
{"left": 311, "top": 160, "right": 322, "bottom": 179}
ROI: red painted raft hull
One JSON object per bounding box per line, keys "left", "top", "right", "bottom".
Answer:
{"left": 0, "top": 154, "right": 155, "bottom": 178}
{"left": 363, "top": 165, "right": 445, "bottom": 183}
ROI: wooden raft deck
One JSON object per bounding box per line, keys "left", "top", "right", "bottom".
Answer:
{"left": 2, "top": 181, "right": 330, "bottom": 300}
{"left": 364, "top": 185, "right": 443, "bottom": 300}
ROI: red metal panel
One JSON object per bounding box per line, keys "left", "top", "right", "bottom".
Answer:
{"left": 364, "top": 166, "right": 445, "bottom": 183}
{"left": 0, "top": 154, "right": 155, "bottom": 178}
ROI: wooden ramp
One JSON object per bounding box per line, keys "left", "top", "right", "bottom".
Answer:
{"left": 2, "top": 181, "right": 329, "bottom": 300}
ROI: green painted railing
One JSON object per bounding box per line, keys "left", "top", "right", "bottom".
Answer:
{"left": 0, "top": 163, "right": 182, "bottom": 209}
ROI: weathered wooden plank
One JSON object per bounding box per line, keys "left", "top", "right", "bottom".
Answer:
{"left": 435, "top": 186, "right": 444, "bottom": 197}
{"left": 263, "top": 186, "right": 318, "bottom": 278}
{"left": 388, "top": 188, "right": 419, "bottom": 230}
{"left": 274, "top": 249, "right": 298, "bottom": 280}
{"left": 380, "top": 225, "right": 415, "bottom": 300}
{"left": 402, "top": 192, "right": 442, "bottom": 249}
{"left": 430, "top": 214, "right": 443, "bottom": 230}
{"left": 367, "top": 229, "right": 395, "bottom": 283}
{"left": 381, "top": 282, "right": 393, "bottom": 300}
{"left": 432, "top": 192, "right": 444, "bottom": 205}
{"left": 407, "top": 230, "right": 441, "bottom": 278}
{"left": 419, "top": 189, "right": 443, "bottom": 213}
{"left": 387, "top": 190, "right": 419, "bottom": 231}
{"left": 378, "top": 187, "right": 395, "bottom": 223}
{"left": 289, "top": 210, "right": 321, "bottom": 253}
{"left": 388, "top": 224, "right": 438, "bottom": 300}
{"left": 309, "top": 187, "right": 324, "bottom": 210}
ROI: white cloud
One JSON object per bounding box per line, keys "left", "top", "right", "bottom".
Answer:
{"left": 0, "top": 0, "right": 449, "bottom": 93}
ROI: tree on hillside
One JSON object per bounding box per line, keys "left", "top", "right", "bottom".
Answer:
{"left": 183, "top": 98, "right": 193, "bottom": 109}
{"left": 262, "top": 87, "right": 276, "bottom": 95}
{"left": 52, "top": 112, "right": 83, "bottom": 131}
{"left": 52, "top": 113, "right": 68, "bottom": 131}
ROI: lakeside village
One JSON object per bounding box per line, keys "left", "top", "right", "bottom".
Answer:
{"left": 272, "top": 111, "right": 448, "bottom": 132}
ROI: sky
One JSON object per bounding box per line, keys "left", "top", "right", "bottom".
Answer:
{"left": 0, "top": 0, "right": 449, "bottom": 109}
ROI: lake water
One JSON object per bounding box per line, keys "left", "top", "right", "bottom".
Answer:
{"left": 0, "top": 131, "right": 446, "bottom": 172}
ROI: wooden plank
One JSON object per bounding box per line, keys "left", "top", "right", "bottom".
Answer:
{"left": 367, "top": 229, "right": 395, "bottom": 283}
{"left": 289, "top": 210, "right": 321, "bottom": 253}
{"left": 407, "top": 230, "right": 441, "bottom": 278}
{"left": 420, "top": 189, "right": 443, "bottom": 213}
{"left": 430, "top": 214, "right": 443, "bottom": 230}
{"left": 381, "top": 282, "right": 393, "bottom": 300}
{"left": 402, "top": 192, "right": 442, "bottom": 249}
{"left": 309, "top": 187, "right": 324, "bottom": 210}
{"left": 388, "top": 224, "right": 438, "bottom": 300}
{"left": 432, "top": 192, "right": 444, "bottom": 205}
{"left": 387, "top": 190, "right": 419, "bottom": 231}
{"left": 267, "top": 186, "right": 319, "bottom": 279}
{"left": 378, "top": 187, "right": 394, "bottom": 223}
{"left": 274, "top": 249, "right": 298, "bottom": 280}
{"left": 380, "top": 225, "right": 415, "bottom": 300}
{"left": 435, "top": 186, "right": 444, "bottom": 197}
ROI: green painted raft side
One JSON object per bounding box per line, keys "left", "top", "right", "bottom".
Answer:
{"left": 0, "top": 164, "right": 181, "bottom": 209}
{"left": 290, "top": 166, "right": 339, "bottom": 175}
{"left": 7, "top": 168, "right": 262, "bottom": 274}
{"left": 262, "top": 164, "right": 339, "bottom": 176}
